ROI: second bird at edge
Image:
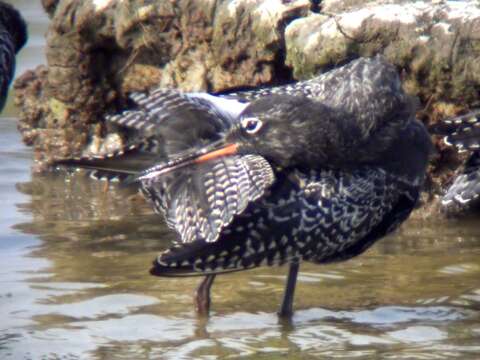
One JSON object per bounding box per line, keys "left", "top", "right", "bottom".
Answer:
{"left": 57, "top": 56, "right": 433, "bottom": 316}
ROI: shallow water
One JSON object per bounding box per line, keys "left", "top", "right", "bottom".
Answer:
{"left": 1, "top": 2, "right": 480, "bottom": 359}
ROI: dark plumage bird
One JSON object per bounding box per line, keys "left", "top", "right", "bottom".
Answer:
{"left": 57, "top": 57, "right": 432, "bottom": 316}
{"left": 434, "top": 111, "right": 480, "bottom": 209}
{"left": 0, "top": 1, "right": 27, "bottom": 111}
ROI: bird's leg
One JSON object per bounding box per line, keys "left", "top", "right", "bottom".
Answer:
{"left": 194, "top": 274, "right": 216, "bottom": 316}
{"left": 278, "top": 261, "right": 300, "bottom": 318}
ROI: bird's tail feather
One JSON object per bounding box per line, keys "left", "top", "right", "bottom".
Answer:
{"left": 150, "top": 241, "right": 244, "bottom": 277}
{"left": 150, "top": 236, "right": 296, "bottom": 277}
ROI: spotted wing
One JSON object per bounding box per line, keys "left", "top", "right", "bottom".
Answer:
{"left": 141, "top": 154, "right": 275, "bottom": 243}
{"left": 152, "top": 167, "right": 418, "bottom": 276}
{"left": 442, "top": 152, "right": 480, "bottom": 206}
{"left": 278, "top": 168, "right": 416, "bottom": 263}
{"left": 434, "top": 110, "right": 480, "bottom": 151}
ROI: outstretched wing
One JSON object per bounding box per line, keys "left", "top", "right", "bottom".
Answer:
{"left": 112, "top": 89, "right": 275, "bottom": 242}
{"left": 55, "top": 90, "right": 245, "bottom": 180}
{"left": 57, "top": 88, "right": 274, "bottom": 242}
{"left": 141, "top": 154, "right": 275, "bottom": 243}
{"left": 108, "top": 89, "right": 246, "bottom": 156}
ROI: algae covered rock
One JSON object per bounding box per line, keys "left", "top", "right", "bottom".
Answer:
{"left": 12, "top": 0, "right": 480, "bottom": 215}
{"left": 285, "top": 1, "right": 480, "bottom": 107}
{"left": 14, "top": 0, "right": 310, "bottom": 170}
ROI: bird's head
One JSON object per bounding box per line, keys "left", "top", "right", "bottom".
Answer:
{"left": 226, "top": 95, "right": 325, "bottom": 168}
{"left": 137, "top": 95, "right": 326, "bottom": 180}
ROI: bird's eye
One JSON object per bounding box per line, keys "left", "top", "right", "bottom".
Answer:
{"left": 241, "top": 117, "right": 263, "bottom": 134}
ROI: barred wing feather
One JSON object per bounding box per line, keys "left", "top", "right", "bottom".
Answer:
{"left": 107, "top": 89, "right": 245, "bottom": 156}
{"left": 141, "top": 154, "right": 275, "bottom": 243}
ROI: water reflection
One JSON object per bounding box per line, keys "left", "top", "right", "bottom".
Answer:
{"left": 2, "top": 166, "right": 478, "bottom": 359}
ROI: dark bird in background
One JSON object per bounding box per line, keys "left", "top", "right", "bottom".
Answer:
{"left": 57, "top": 57, "right": 432, "bottom": 316}
{"left": 433, "top": 111, "right": 480, "bottom": 210}
{"left": 0, "top": 1, "right": 27, "bottom": 111}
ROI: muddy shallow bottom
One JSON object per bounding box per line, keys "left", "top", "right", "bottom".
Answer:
{"left": 0, "top": 118, "right": 479, "bottom": 359}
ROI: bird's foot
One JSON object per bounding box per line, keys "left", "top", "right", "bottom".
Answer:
{"left": 277, "top": 305, "right": 294, "bottom": 318}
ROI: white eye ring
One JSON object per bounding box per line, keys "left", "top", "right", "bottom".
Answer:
{"left": 241, "top": 117, "right": 263, "bottom": 134}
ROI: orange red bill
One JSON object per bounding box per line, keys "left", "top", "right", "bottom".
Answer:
{"left": 137, "top": 143, "right": 239, "bottom": 180}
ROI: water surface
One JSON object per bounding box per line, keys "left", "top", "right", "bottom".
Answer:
{"left": 1, "top": 2, "right": 479, "bottom": 359}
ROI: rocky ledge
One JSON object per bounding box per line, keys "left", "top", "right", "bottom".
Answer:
{"left": 13, "top": 0, "right": 480, "bottom": 216}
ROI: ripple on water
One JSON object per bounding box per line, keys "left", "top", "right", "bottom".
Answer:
{"left": 3, "top": 26, "right": 480, "bottom": 359}
{"left": 439, "top": 263, "right": 480, "bottom": 275}
{"left": 294, "top": 305, "right": 467, "bottom": 325}
{"left": 1, "top": 314, "right": 197, "bottom": 360}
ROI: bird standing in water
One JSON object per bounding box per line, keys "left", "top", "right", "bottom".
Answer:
{"left": 0, "top": 1, "right": 27, "bottom": 111}
{"left": 58, "top": 57, "right": 432, "bottom": 316}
